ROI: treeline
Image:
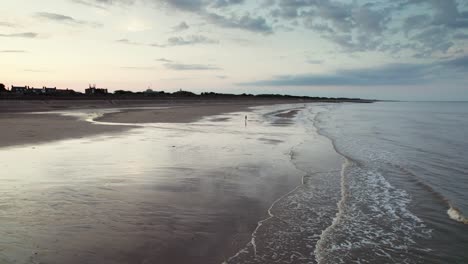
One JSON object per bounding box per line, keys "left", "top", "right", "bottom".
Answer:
{"left": 0, "top": 83, "right": 373, "bottom": 102}
{"left": 113, "top": 89, "right": 366, "bottom": 101}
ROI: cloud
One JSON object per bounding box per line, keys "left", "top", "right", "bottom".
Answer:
{"left": 156, "top": 58, "right": 173, "bottom": 62}
{"left": 307, "top": 59, "right": 323, "bottom": 64}
{"left": 71, "top": 0, "right": 133, "bottom": 9}
{"left": 168, "top": 35, "right": 218, "bottom": 45}
{"left": 211, "top": 0, "right": 244, "bottom": 8}
{"left": 164, "top": 63, "right": 221, "bottom": 70}
{"left": 73, "top": 0, "right": 467, "bottom": 56}
{"left": 172, "top": 21, "right": 189, "bottom": 32}
{"left": 268, "top": 0, "right": 468, "bottom": 57}
{"left": 35, "top": 12, "right": 102, "bottom": 27}
{"left": 159, "top": 0, "right": 273, "bottom": 34}
{"left": 205, "top": 12, "right": 273, "bottom": 34}
{"left": 75, "top": 0, "right": 273, "bottom": 34}
{"left": 442, "top": 54, "right": 468, "bottom": 69}
{"left": 0, "top": 32, "right": 38, "bottom": 38}
{"left": 152, "top": 35, "right": 219, "bottom": 47}
{"left": 271, "top": 0, "right": 395, "bottom": 52}
{"left": 117, "top": 35, "right": 218, "bottom": 47}
{"left": 121, "top": 66, "right": 156, "bottom": 70}
{"left": 454, "top": 33, "right": 468, "bottom": 39}
{"left": 24, "top": 69, "right": 50, "bottom": 72}
{"left": 0, "top": 50, "right": 27, "bottom": 53}
{"left": 158, "top": 0, "right": 205, "bottom": 12}
{"left": 116, "top": 38, "right": 142, "bottom": 45}
{"left": 0, "top": 22, "right": 17, "bottom": 28}
{"left": 239, "top": 55, "right": 468, "bottom": 87}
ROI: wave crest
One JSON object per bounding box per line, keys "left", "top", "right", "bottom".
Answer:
{"left": 447, "top": 207, "right": 468, "bottom": 224}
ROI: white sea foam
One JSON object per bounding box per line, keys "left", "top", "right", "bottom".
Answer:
{"left": 447, "top": 207, "right": 468, "bottom": 224}
{"left": 313, "top": 107, "right": 433, "bottom": 264}
{"left": 225, "top": 106, "right": 343, "bottom": 264}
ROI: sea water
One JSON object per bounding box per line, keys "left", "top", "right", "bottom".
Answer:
{"left": 229, "top": 102, "right": 468, "bottom": 263}
{"left": 313, "top": 102, "right": 468, "bottom": 263}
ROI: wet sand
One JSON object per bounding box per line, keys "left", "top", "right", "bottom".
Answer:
{"left": 0, "top": 99, "right": 308, "bottom": 113}
{"left": 0, "top": 113, "right": 132, "bottom": 148}
{"left": 0, "top": 103, "right": 343, "bottom": 264}
{"left": 0, "top": 100, "right": 306, "bottom": 148}
{"left": 95, "top": 104, "right": 254, "bottom": 124}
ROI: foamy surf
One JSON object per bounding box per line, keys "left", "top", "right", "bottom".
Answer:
{"left": 314, "top": 159, "right": 349, "bottom": 264}
{"left": 447, "top": 207, "right": 468, "bottom": 224}
{"left": 225, "top": 106, "right": 344, "bottom": 264}
{"left": 312, "top": 108, "right": 434, "bottom": 263}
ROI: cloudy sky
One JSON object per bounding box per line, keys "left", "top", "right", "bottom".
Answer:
{"left": 1, "top": 0, "right": 468, "bottom": 100}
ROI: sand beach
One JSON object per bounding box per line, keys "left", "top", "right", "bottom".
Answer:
{"left": 0, "top": 100, "right": 344, "bottom": 264}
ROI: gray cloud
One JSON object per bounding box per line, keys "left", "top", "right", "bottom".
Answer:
{"left": 206, "top": 12, "right": 273, "bottom": 34}
{"left": 73, "top": 0, "right": 468, "bottom": 56}
{"left": 442, "top": 54, "right": 468, "bottom": 69}
{"left": 0, "top": 32, "right": 38, "bottom": 38}
{"left": 152, "top": 35, "right": 219, "bottom": 47}
{"left": 0, "top": 50, "right": 27, "bottom": 53}
{"left": 239, "top": 55, "right": 468, "bottom": 87}
{"left": 164, "top": 63, "right": 221, "bottom": 70}
{"left": 167, "top": 35, "right": 218, "bottom": 45}
{"left": 307, "top": 59, "right": 323, "bottom": 64}
{"left": 454, "top": 32, "right": 468, "bottom": 39}
{"left": 0, "top": 22, "right": 17, "bottom": 28}
{"left": 211, "top": 0, "right": 244, "bottom": 8}
{"left": 116, "top": 38, "right": 142, "bottom": 45}
{"left": 391, "top": 0, "right": 468, "bottom": 57}
{"left": 117, "top": 35, "right": 218, "bottom": 47}
{"left": 74, "top": 0, "right": 273, "bottom": 34}
{"left": 35, "top": 12, "right": 102, "bottom": 27}
{"left": 268, "top": 0, "right": 468, "bottom": 57}
{"left": 158, "top": 0, "right": 205, "bottom": 12}
{"left": 71, "top": 0, "right": 133, "bottom": 9}
{"left": 121, "top": 66, "right": 156, "bottom": 70}
{"left": 162, "top": 0, "right": 273, "bottom": 33}
{"left": 172, "top": 21, "right": 189, "bottom": 32}
{"left": 156, "top": 58, "right": 173, "bottom": 62}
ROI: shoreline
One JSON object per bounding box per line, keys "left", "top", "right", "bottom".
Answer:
{"left": 0, "top": 102, "right": 324, "bottom": 264}
{"left": 0, "top": 113, "right": 133, "bottom": 149}
{"left": 0, "top": 98, "right": 358, "bottom": 113}
{"left": 0, "top": 100, "right": 307, "bottom": 149}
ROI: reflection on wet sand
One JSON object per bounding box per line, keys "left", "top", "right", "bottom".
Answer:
{"left": 0, "top": 104, "right": 339, "bottom": 264}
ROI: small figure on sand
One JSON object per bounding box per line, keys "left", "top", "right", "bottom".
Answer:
{"left": 245, "top": 115, "right": 248, "bottom": 127}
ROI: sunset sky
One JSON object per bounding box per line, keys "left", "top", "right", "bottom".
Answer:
{"left": 1, "top": 0, "right": 468, "bottom": 100}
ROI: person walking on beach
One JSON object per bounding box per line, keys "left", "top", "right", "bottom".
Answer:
{"left": 245, "top": 115, "right": 247, "bottom": 127}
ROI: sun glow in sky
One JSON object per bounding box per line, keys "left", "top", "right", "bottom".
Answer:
{"left": 1, "top": 0, "right": 468, "bottom": 100}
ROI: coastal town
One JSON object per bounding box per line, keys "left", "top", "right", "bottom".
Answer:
{"left": 0, "top": 83, "right": 107, "bottom": 96}
{"left": 0, "top": 82, "right": 373, "bottom": 102}
{"left": 0, "top": 83, "right": 202, "bottom": 97}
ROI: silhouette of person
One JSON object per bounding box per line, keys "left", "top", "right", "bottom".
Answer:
{"left": 245, "top": 115, "right": 247, "bottom": 127}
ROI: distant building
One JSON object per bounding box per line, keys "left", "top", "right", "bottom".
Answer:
{"left": 0, "top": 83, "right": 6, "bottom": 92}
{"left": 85, "top": 85, "right": 108, "bottom": 95}
{"left": 42, "top": 86, "right": 57, "bottom": 94}
{"left": 173, "top": 89, "right": 196, "bottom": 97}
{"left": 10, "top": 85, "right": 76, "bottom": 95}
{"left": 11, "top": 86, "right": 29, "bottom": 94}
{"left": 29, "top": 88, "right": 43, "bottom": 95}
{"left": 55, "top": 88, "right": 77, "bottom": 95}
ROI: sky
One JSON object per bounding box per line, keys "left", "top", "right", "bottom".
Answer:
{"left": 1, "top": 0, "right": 468, "bottom": 100}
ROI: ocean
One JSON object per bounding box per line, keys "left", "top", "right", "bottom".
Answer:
{"left": 0, "top": 102, "right": 467, "bottom": 263}
{"left": 228, "top": 102, "right": 468, "bottom": 263}
{"left": 314, "top": 102, "right": 468, "bottom": 263}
